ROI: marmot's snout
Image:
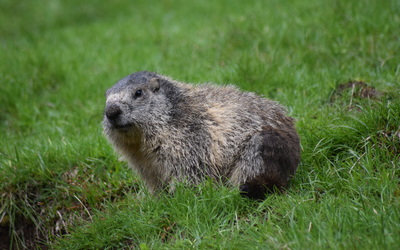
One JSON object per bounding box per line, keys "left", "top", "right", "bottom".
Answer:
{"left": 104, "top": 103, "right": 130, "bottom": 130}
{"left": 105, "top": 103, "right": 122, "bottom": 121}
{"left": 104, "top": 101, "right": 136, "bottom": 130}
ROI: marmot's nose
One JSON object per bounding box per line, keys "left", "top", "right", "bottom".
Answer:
{"left": 105, "top": 104, "right": 122, "bottom": 121}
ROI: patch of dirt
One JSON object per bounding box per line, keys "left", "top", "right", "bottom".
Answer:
{"left": 0, "top": 216, "right": 48, "bottom": 250}
{"left": 0, "top": 226, "right": 11, "bottom": 250}
{"left": 1, "top": 165, "right": 138, "bottom": 249}
{"left": 330, "top": 81, "right": 384, "bottom": 110}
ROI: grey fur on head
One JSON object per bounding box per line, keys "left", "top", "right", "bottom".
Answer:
{"left": 103, "top": 71, "right": 300, "bottom": 199}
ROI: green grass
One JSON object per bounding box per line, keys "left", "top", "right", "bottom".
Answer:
{"left": 1, "top": 0, "right": 399, "bottom": 249}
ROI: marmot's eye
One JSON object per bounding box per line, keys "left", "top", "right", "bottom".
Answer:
{"left": 134, "top": 89, "right": 143, "bottom": 97}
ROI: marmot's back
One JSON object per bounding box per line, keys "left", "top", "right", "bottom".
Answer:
{"left": 103, "top": 71, "right": 300, "bottom": 199}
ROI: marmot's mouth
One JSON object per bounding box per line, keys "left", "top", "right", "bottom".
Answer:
{"left": 104, "top": 119, "right": 134, "bottom": 132}
{"left": 109, "top": 123, "right": 133, "bottom": 131}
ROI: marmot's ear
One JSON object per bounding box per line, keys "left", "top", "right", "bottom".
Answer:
{"left": 149, "top": 78, "right": 161, "bottom": 92}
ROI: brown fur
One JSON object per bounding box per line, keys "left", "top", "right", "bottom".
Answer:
{"left": 103, "top": 71, "right": 301, "bottom": 199}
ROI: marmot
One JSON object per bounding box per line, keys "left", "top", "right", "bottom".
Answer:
{"left": 103, "top": 71, "right": 300, "bottom": 199}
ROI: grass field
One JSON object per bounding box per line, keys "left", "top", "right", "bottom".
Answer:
{"left": 1, "top": 0, "right": 399, "bottom": 249}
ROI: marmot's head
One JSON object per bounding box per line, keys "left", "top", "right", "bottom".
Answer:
{"left": 103, "top": 71, "right": 175, "bottom": 139}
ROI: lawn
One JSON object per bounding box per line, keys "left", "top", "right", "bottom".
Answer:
{"left": 1, "top": 0, "right": 399, "bottom": 249}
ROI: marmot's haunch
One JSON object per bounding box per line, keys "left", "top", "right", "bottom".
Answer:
{"left": 103, "top": 71, "right": 300, "bottom": 199}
